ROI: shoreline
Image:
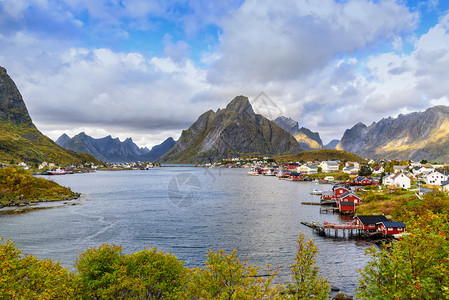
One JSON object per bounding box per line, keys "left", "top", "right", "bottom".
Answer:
{"left": 0, "top": 193, "right": 84, "bottom": 215}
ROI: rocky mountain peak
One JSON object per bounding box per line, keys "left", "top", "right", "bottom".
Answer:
{"left": 225, "top": 95, "right": 254, "bottom": 116}
{"left": 274, "top": 116, "right": 300, "bottom": 135}
{"left": 0, "top": 66, "right": 33, "bottom": 125}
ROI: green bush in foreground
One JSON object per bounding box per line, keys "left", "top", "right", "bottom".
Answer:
{"left": 358, "top": 212, "right": 449, "bottom": 299}
{"left": 0, "top": 234, "right": 330, "bottom": 299}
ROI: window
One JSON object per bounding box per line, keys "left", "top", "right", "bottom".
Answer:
{"left": 388, "top": 228, "right": 393, "bottom": 231}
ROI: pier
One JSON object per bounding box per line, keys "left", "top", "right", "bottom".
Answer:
{"left": 301, "top": 221, "right": 363, "bottom": 238}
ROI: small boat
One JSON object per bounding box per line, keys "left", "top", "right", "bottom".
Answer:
{"left": 248, "top": 170, "right": 259, "bottom": 176}
{"left": 310, "top": 189, "right": 322, "bottom": 195}
{"left": 47, "top": 168, "right": 66, "bottom": 175}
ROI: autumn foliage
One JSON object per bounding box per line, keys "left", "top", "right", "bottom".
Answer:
{"left": 0, "top": 234, "right": 330, "bottom": 299}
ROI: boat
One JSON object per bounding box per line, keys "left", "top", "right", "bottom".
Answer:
{"left": 248, "top": 170, "right": 259, "bottom": 176}
{"left": 47, "top": 168, "right": 66, "bottom": 175}
{"left": 310, "top": 189, "right": 322, "bottom": 195}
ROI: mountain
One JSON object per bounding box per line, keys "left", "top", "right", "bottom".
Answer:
{"left": 57, "top": 133, "right": 174, "bottom": 163}
{"left": 324, "top": 139, "right": 340, "bottom": 150}
{"left": 55, "top": 133, "right": 71, "bottom": 146}
{"left": 274, "top": 116, "right": 323, "bottom": 150}
{"left": 161, "top": 96, "right": 302, "bottom": 163}
{"left": 0, "top": 66, "right": 100, "bottom": 166}
{"left": 336, "top": 106, "right": 449, "bottom": 161}
{"left": 140, "top": 137, "right": 176, "bottom": 162}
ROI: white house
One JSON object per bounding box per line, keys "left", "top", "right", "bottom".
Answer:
{"left": 393, "top": 165, "right": 408, "bottom": 173}
{"left": 343, "top": 166, "right": 359, "bottom": 175}
{"left": 425, "top": 171, "right": 448, "bottom": 186}
{"left": 412, "top": 166, "right": 434, "bottom": 176}
{"left": 297, "top": 165, "right": 318, "bottom": 174}
{"left": 441, "top": 180, "right": 449, "bottom": 192}
{"left": 320, "top": 161, "right": 339, "bottom": 173}
{"left": 345, "top": 161, "right": 360, "bottom": 169}
{"left": 372, "top": 166, "right": 384, "bottom": 175}
{"left": 383, "top": 172, "right": 411, "bottom": 189}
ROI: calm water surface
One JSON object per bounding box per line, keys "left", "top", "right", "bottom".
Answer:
{"left": 0, "top": 168, "right": 371, "bottom": 295}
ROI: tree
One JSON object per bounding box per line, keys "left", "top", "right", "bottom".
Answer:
{"left": 75, "top": 244, "right": 186, "bottom": 299}
{"left": 0, "top": 240, "right": 77, "bottom": 299}
{"left": 357, "top": 212, "right": 449, "bottom": 299}
{"left": 358, "top": 165, "right": 373, "bottom": 176}
{"left": 284, "top": 233, "right": 330, "bottom": 299}
{"left": 181, "top": 249, "right": 279, "bottom": 299}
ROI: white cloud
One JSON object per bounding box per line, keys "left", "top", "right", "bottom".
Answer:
{"left": 208, "top": 0, "right": 417, "bottom": 85}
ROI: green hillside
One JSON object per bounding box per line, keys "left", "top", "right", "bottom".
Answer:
{"left": 0, "top": 121, "right": 100, "bottom": 166}
{"left": 0, "top": 66, "right": 100, "bottom": 166}
{"left": 274, "top": 149, "right": 365, "bottom": 163}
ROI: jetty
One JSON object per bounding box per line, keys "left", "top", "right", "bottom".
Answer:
{"left": 301, "top": 221, "right": 363, "bottom": 238}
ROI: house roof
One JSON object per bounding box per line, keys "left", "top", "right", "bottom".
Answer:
{"left": 323, "top": 161, "right": 339, "bottom": 166}
{"left": 393, "top": 165, "right": 407, "bottom": 170}
{"left": 340, "top": 191, "right": 360, "bottom": 199}
{"left": 355, "top": 215, "right": 389, "bottom": 225}
{"left": 392, "top": 172, "right": 409, "bottom": 180}
{"left": 441, "top": 180, "right": 449, "bottom": 187}
{"left": 377, "top": 221, "right": 406, "bottom": 228}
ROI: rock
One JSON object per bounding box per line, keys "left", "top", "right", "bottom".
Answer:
{"left": 332, "top": 291, "right": 353, "bottom": 300}
{"left": 337, "top": 105, "right": 449, "bottom": 161}
{"left": 331, "top": 286, "right": 340, "bottom": 291}
{"left": 161, "top": 96, "right": 302, "bottom": 163}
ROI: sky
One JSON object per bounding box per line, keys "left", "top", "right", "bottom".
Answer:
{"left": 1, "top": 0, "right": 449, "bottom": 148}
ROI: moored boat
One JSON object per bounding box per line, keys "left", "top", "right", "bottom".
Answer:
{"left": 47, "top": 168, "right": 66, "bottom": 175}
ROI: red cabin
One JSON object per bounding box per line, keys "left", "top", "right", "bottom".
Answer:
{"left": 354, "top": 215, "right": 389, "bottom": 231}
{"left": 338, "top": 201, "right": 355, "bottom": 213}
{"left": 339, "top": 191, "right": 361, "bottom": 205}
{"left": 286, "top": 163, "right": 299, "bottom": 170}
{"left": 333, "top": 186, "right": 351, "bottom": 199}
{"left": 377, "top": 221, "right": 406, "bottom": 235}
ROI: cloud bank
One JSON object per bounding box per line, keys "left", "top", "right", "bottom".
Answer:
{"left": 1, "top": 0, "right": 449, "bottom": 147}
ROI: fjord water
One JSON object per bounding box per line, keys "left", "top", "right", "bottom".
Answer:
{"left": 0, "top": 168, "right": 370, "bottom": 294}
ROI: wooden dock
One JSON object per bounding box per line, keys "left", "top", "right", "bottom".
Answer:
{"left": 301, "top": 221, "right": 363, "bottom": 238}
{"left": 301, "top": 202, "right": 321, "bottom": 205}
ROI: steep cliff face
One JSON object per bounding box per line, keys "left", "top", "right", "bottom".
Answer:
{"left": 161, "top": 96, "right": 302, "bottom": 163}
{"left": 0, "top": 66, "right": 100, "bottom": 165}
{"left": 274, "top": 116, "right": 323, "bottom": 150}
{"left": 58, "top": 133, "right": 174, "bottom": 163}
{"left": 0, "top": 67, "right": 33, "bottom": 125}
{"left": 337, "top": 106, "right": 449, "bottom": 161}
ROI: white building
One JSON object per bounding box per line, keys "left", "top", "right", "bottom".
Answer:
{"left": 425, "top": 171, "right": 448, "bottom": 186}
{"left": 297, "top": 165, "right": 318, "bottom": 174}
{"left": 319, "top": 161, "right": 339, "bottom": 173}
{"left": 383, "top": 172, "right": 411, "bottom": 189}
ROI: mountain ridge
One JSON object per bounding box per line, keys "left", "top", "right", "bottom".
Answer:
{"left": 161, "top": 96, "right": 302, "bottom": 163}
{"left": 337, "top": 105, "right": 449, "bottom": 161}
{"left": 57, "top": 133, "right": 175, "bottom": 163}
{"left": 274, "top": 116, "right": 323, "bottom": 150}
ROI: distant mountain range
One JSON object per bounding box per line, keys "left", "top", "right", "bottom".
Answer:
{"left": 0, "top": 66, "right": 100, "bottom": 165}
{"left": 336, "top": 106, "right": 449, "bottom": 161}
{"left": 56, "top": 133, "right": 175, "bottom": 163}
{"left": 161, "top": 96, "right": 302, "bottom": 163}
{"left": 274, "top": 116, "right": 323, "bottom": 150}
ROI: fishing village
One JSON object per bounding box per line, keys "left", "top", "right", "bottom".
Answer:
{"left": 241, "top": 159, "right": 415, "bottom": 244}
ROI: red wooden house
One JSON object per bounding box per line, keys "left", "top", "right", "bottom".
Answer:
{"left": 338, "top": 201, "right": 355, "bottom": 213}
{"left": 354, "top": 215, "right": 389, "bottom": 231}
{"left": 354, "top": 176, "right": 373, "bottom": 186}
{"left": 286, "top": 163, "right": 299, "bottom": 170}
{"left": 377, "top": 221, "right": 406, "bottom": 235}
{"left": 289, "top": 172, "right": 303, "bottom": 180}
{"left": 333, "top": 186, "right": 351, "bottom": 199}
{"left": 339, "top": 191, "right": 361, "bottom": 205}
